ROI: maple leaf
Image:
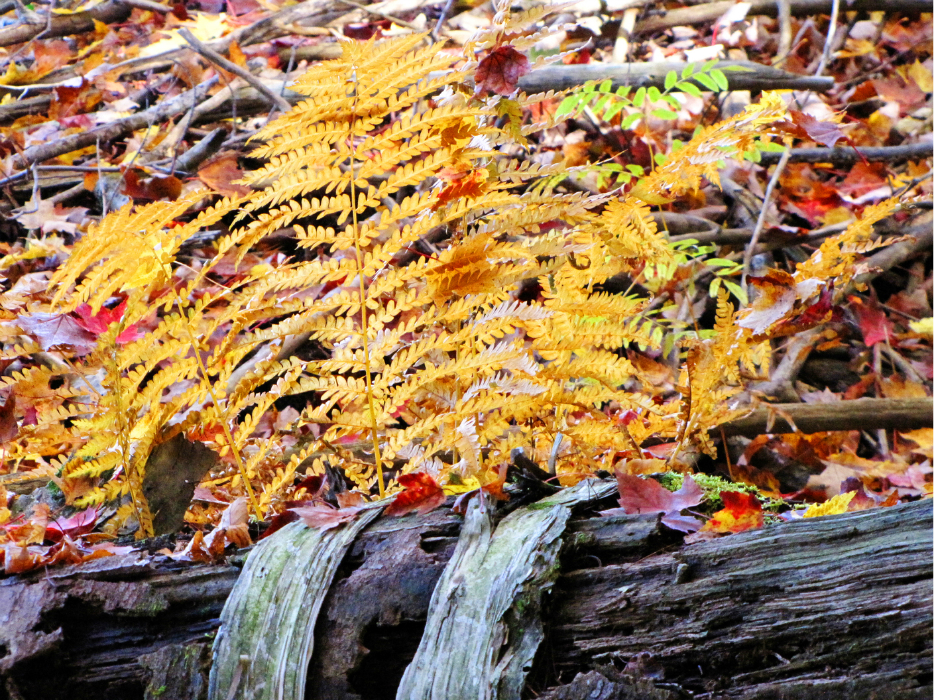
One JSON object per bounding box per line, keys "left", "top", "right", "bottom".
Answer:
{"left": 601, "top": 473, "right": 704, "bottom": 533}
{"left": 475, "top": 45, "right": 529, "bottom": 97}
{"left": 851, "top": 296, "right": 893, "bottom": 347}
{"left": 198, "top": 153, "right": 250, "bottom": 197}
{"left": 45, "top": 506, "right": 99, "bottom": 543}
{"left": 14, "top": 312, "right": 96, "bottom": 354}
{"left": 385, "top": 472, "right": 447, "bottom": 517}
{"left": 788, "top": 109, "right": 846, "bottom": 148}
{"left": 72, "top": 300, "right": 145, "bottom": 343}
{"left": 699, "top": 491, "right": 763, "bottom": 534}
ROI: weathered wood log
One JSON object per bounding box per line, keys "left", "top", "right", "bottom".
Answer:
{"left": 0, "top": 496, "right": 930, "bottom": 699}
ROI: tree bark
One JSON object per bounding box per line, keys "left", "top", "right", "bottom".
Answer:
{"left": 0, "top": 498, "right": 930, "bottom": 700}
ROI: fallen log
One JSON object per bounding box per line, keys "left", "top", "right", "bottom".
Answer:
{"left": 0, "top": 495, "right": 930, "bottom": 699}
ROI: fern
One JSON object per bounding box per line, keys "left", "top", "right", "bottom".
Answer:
{"left": 0, "top": 7, "right": 894, "bottom": 537}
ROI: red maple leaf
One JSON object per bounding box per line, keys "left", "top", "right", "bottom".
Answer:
{"left": 475, "top": 45, "right": 529, "bottom": 97}
{"left": 385, "top": 472, "right": 446, "bottom": 517}
{"left": 72, "top": 300, "right": 144, "bottom": 344}
{"left": 700, "top": 491, "right": 763, "bottom": 534}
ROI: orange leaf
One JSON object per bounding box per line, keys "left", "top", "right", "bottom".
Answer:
{"left": 700, "top": 491, "right": 763, "bottom": 534}
{"left": 385, "top": 473, "right": 446, "bottom": 517}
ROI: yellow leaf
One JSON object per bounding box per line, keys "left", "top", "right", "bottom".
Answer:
{"left": 443, "top": 475, "right": 481, "bottom": 495}
{"left": 909, "top": 317, "right": 933, "bottom": 338}
{"left": 803, "top": 490, "right": 855, "bottom": 518}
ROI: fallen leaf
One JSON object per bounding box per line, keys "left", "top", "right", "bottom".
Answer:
{"left": 788, "top": 110, "right": 846, "bottom": 148}
{"left": 737, "top": 269, "right": 797, "bottom": 335}
{"left": 385, "top": 472, "right": 447, "bottom": 516}
{"left": 803, "top": 490, "right": 856, "bottom": 517}
{"left": 602, "top": 472, "right": 704, "bottom": 533}
{"left": 475, "top": 45, "right": 530, "bottom": 97}
{"left": 0, "top": 391, "right": 16, "bottom": 443}
{"left": 699, "top": 491, "right": 763, "bottom": 534}
{"left": 292, "top": 504, "right": 360, "bottom": 530}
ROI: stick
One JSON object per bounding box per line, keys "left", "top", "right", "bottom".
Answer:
{"left": 178, "top": 28, "right": 291, "bottom": 113}
{"left": 758, "top": 143, "right": 934, "bottom": 166}
{"left": 10, "top": 77, "right": 219, "bottom": 170}
{"left": 517, "top": 61, "right": 836, "bottom": 93}
{"left": 743, "top": 148, "right": 790, "bottom": 289}
{"left": 634, "top": 0, "right": 929, "bottom": 36}
{"left": 719, "top": 397, "right": 932, "bottom": 436}
{"left": 0, "top": 0, "right": 130, "bottom": 47}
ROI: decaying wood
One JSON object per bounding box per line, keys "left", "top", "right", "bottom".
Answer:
{"left": 1, "top": 494, "right": 929, "bottom": 700}
{"left": 208, "top": 505, "right": 382, "bottom": 700}
{"left": 397, "top": 480, "right": 617, "bottom": 700}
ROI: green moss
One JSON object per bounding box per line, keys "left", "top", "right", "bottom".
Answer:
{"left": 652, "top": 472, "right": 787, "bottom": 513}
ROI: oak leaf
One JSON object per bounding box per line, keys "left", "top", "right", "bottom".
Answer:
{"left": 475, "top": 45, "right": 529, "bottom": 97}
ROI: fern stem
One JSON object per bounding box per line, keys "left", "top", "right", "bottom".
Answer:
{"left": 108, "top": 330, "right": 153, "bottom": 538}
{"left": 347, "top": 71, "right": 386, "bottom": 498}
{"left": 170, "top": 291, "right": 263, "bottom": 520}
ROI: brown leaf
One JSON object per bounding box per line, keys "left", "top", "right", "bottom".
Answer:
{"left": 198, "top": 153, "right": 250, "bottom": 197}
{"left": 292, "top": 504, "right": 360, "bottom": 530}
{"left": 122, "top": 168, "right": 183, "bottom": 201}
{"left": 0, "top": 391, "right": 16, "bottom": 444}
{"left": 475, "top": 45, "right": 530, "bottom": 97}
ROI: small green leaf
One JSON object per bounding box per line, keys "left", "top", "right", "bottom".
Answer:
{"left": 652, "top": 108, "right": 679, "bottom": 120}
{"left": 556, "top": 97, "right": 577, "bottom": 117}
{"left": 616, "top": 86, "right": 631, "bottom": 97}
{"left": 654, "top": 152, "right": 668, "bottom": 166}
{"left": 604, "top": 102, "right": 626, "bottom": 121}
{"left": 711, "top": 69, "right": 729, "bottom": 91}
{"left": 662, "top": 94, "right": 680, "bottom": 109}
{"left": 626, "top": 164, "right": 645, "bottom": 176}
{"left": 621, "top": 112, "right": 641, "bottom": 129}
{"left": 664, "top": 71, "right": 677, "bottom": 91}
{"left": 672, "top": 139, "right": 684, "bottom": 151}
{"left": 647, "top": 86, "right": 662, "bottom": 102}
{"left": 694, "top": 73, "right": 718, "bottom": 91}
{"left": 709, "top": 277, "right": 721, "bottom": 297}
{"left": 599, "top": 79, "right": 612, "bottom": 93}
{"left": 759, "top": 141, "right": 787, "bottom": 152}
{"left": 723, "top": 280, "right": 748, "bottom": 305}
{"left": 633, "top": 87, "right": 646, "bottom": 107}
{"left": 678, "top": 81, "right": 702, "bottom": 98}
{"left": 681, "top": 63, "right": 696, "bottom": 79}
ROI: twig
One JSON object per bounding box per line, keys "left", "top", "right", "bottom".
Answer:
{"left": 743, "top": 148, "right": 791, "bottom": 289}
{"left": 178, "top": 28, "right": 291, "bottom": 113}
{"left": 432, "top": 0, "right": 454, "bottom": 41}
{"left": 775, "top": 0, "right": 792, "bottom": 61}
{"left": 814, "top": 0, "right": 840, "bottom": 76}
{"left": 335, "top": 0, "right": 421, "bottom": 31}
{"left": 633, "top": 0, "right": 929, "bottom": 36}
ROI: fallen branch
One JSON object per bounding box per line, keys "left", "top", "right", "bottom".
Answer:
{"left": 10, "top": 77, "right": 218, "bottom": 170}
{"left": 759, "top": 142, "right": 933, "bottom": 166}
{"left": 634, "top": 0, "right": 930, "bottom": 35}
{"left": 518, "top": 61, "right": 835, "bottom": 93}
{"left": 719, "top": 397, "right": 932, "bottom": 436}
{"left": 0, "top": 0, "right": 130, "bottom": 47}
